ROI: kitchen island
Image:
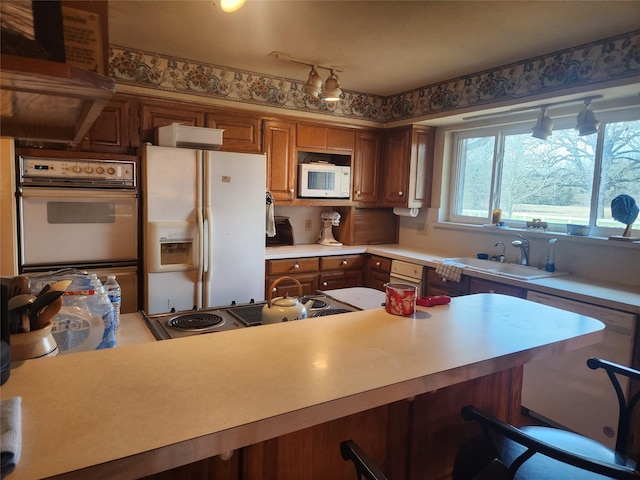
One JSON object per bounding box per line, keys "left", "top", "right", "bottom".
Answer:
{"left": 1, "top": 294, "right": 604, "bottom": 479}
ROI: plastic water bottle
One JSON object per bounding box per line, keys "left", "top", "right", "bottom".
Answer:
{"left": 104, "top": 275, "right": 122, "bottom": 330}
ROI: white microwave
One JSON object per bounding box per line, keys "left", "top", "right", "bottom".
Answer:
{"left": 298, "top": 163, "right": 351, "bottom": 198}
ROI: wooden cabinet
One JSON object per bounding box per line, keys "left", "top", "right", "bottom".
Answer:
{"left": 139, "top": 101, "right": 204, "bottom": 144}
{"left": 138, "top": 455, "right": 238, "bottom": 480}
{"left": 366, "top": 254, "right": 392, "bottom": 291}
{"left": 205, "top": 110, "right": 261, "bottom": 153}
{"left": 265, "top": 255, "right": 364, "bottom": 297}
{"left": 469, "top": 277, "right": 527, "bottom": 298}
{"left": 297, "top": 123, "right": 355, "bottom": 152}
{"left": 80, "top": 95, "right": 131, "bottom": 153}
{"left": 265, "top": 257, "right": 320, "bottom": 297}
{"left": 353, "top": 130, "right": 382, "bottom": 205}
{"left": 381, "top": 126, "right": 434, "bottom": 208}
{"left": 264, "top": 119, "right": 297, "bottom": 202}
{"left": 426, "top": 268, "right": 470, "bottom": 297}
{"left": 319, "top": 254, "right": 364, "bottom": 290}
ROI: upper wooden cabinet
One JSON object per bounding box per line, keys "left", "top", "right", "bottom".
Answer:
{"left": 353, "top": 130, "right": 382, "bottom": 205}
{"left": 205, "top": 110, "right": 261, "bottom": 153}
{"left": 381, "top": 126, "right": 435, "bottom": 208}
{"left": 80, "top": 95, "right": 131, "bottom": 153}
{"left": 264, "top": 119, "right": 296, "bottom": 202}
{"left": 297, "top": 124, "right": 355, "bottom": 152}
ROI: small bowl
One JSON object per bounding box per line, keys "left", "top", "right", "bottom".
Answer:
{"left": 566, "top": 224, "right": 590, "bottom": 236}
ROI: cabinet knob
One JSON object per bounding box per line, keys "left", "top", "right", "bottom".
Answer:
{"left": 375, "top": 261, "right": 381, "bottom": 267}
{"left": 322, "top": 281, "right": 328, "bottom": 287}
{"left": 440, "top": 276, "right": 447, "bottom": 283}
{"left": 341, "top": 259, "right": 347, "bottom": 265}
{"left": 398, "top": 191, "right": 404, "bottom": 196}
{"left": 289, "top": 188, "right": 294, "bottom": 194}
{"left": 293, "top": 263, "right": 300, "bottom": 269}
{"left": 356, "top": 190, "right": 361, "bottom": 195}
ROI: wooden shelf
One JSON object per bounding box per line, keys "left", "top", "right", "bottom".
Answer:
{"left": 0, "top": 54, "right": 115, "bottom": 143}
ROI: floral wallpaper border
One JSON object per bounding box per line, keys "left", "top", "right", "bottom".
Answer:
{"left": 109, "top": 29, "right": 639, "bottom": 123}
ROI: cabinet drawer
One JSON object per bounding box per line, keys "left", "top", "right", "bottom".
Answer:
{"left": 369, "top": 255, "right": 392, "bottom": 272}
{"left": 319, "top": 270, "right": 362, "bottom": 290}
{"left": 321, "top": 255, "right": 363, "bottom": 271}
{"left": 266, "top": 274, "right": 319, "bottom": 297}
{"left": 368, "top": 270, "right": 390, "bottom": 292}
{"left": 267, "top": 257, "right": 319, "bottom": 275}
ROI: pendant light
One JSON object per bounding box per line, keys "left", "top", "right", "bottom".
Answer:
{"left": 303, "top": 66, "right": 323, "bottom": 98}
{"left": 323, "top": 70, "right": 342, "bottom": 102}
{"left": 531, "top": 107, "right": 553, "bottom": 140}
{"left": 575, "top": 100, "right": 600, "bottom": 136}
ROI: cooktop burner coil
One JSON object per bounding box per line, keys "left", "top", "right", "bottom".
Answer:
{"left": 167, "top": 313, "right": 225, "bottom": 331}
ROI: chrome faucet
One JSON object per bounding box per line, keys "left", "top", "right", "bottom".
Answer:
{"left": 494, "top": 242, "right": 505, "bottom": 262}
{"left": 511, "top": 234, "right": 530, "bottom": 266}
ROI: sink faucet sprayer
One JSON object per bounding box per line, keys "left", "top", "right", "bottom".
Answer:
{"left": 511, "top": 234, "right": 530, "bottom": 266}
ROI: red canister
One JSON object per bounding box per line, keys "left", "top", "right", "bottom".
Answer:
{"left": 385, "top": 283, "right": 417, "bottom": 316}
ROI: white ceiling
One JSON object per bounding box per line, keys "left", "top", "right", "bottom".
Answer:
{"left": 108, "top": 0, "right": 640, "bottom": 98}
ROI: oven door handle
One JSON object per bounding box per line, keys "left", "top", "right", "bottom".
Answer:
{"left": 19, "top": 187, "right": 137, "bottom": 199}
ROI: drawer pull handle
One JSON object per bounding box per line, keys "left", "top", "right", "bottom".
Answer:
{"left": 375, "top": 262, "right": 381, "bottom": 267}
{"left": 398, "top": 191, "right": 404, "bottom": 196}
{"left": 293, "top": 263, "right": 300, "bottom": 269}
{"left": 341, "top": 260, "right": 348, "bottom": 265}
{"left": 322, "top": 281, "right": 328, "bottom": 287}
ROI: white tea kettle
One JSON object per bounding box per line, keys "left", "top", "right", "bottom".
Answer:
{"left": 262, "top": 276, "right": 314, "bottom": 324}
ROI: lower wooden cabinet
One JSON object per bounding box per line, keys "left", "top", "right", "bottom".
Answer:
{"left": 469, "top": 277, "right": 527, "bottom": 298}
{"left": 141, "top": 367, "right": 522, "bottom": 480}
{"left": 426, "top": 268, "right": 470, "bottom": 297}
{"left": 366, "top": 254, "right": 392, "bottom": 291}
{"left": 265, "top": 255, "right": 364, "bottom": 297}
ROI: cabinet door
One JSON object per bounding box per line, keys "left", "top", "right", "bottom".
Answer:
{"left": 80, "top": 96, "right": 130, "bottom": 153}
{"left": 469, "top": 277, "right": 526, "bottom": 298}
{"left": 264, "top": 119, "right": 296, "bottom": 202}
{"left": 382, "top": 127, "right": 411, "bottom": 206}
{"left": 297, "top": 124, "right": 355, "bottom": 152}
{"left": 205, "top": 111, "right": 261, "bottom": 153}
{"left": 139, "top": 102, "right": 204, "bottom": 144}
{"left": 366, "top": 255, "right": 392, "bottom": 291}
{"left": 382, "top": 126, "right": 434, "bottom": 208}
{"left": 353, "top": 130, "right": 381, "bottom": 205}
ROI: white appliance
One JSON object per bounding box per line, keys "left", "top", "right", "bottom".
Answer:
{"left": 143, "top": 144, "right": 266, "bottom": 314}
{"left": 389, "top": 260, "right": 426, "bottom": 296}
{"left": 522, "top": 291, "right": 637, "bottom": 449}
{"left": 298, "top": 163, "right": 351, "bottom": 198}
{"left": 318, "top": 210, "right": 343, "bottom": 246}
{"left": 17, "top": 156, "right": 139, "bottom": 313}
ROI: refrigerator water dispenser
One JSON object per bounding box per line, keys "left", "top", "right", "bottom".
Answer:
{"left": 146, "top": 222, "right": 198, "bottom": 272}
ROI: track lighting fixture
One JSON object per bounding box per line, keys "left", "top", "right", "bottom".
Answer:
{"left": 575, "top": 100, "right": 600, "bottom": 136}
{"left": 531, "top": 107, "right": 553, "bottom": 140}
{"left": 270, "top": 51, "right": 344, "bottom": 102}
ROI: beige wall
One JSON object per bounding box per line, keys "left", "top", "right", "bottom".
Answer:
{"left": 0, "top": 138, "right": 17, "bottom": 276}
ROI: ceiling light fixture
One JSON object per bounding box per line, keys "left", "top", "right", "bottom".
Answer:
{"left": 575, "top": 99, "right": 600, "bottom": 136}
{"left": 270, "top": 51, "right": 344, "bottom": 102}
{"left": 219, "top": 0, "right": 246, "bottom": 13}
{"left": 531, "top": 107, "right": 554, "bottom": 140}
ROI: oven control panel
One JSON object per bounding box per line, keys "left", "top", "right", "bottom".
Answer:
{"left": 19, "top": 156, "right": 136, "bottom": 188}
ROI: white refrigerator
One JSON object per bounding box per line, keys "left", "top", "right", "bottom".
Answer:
{"left": 143, "top": 145, "right": 266, "bottom": 314}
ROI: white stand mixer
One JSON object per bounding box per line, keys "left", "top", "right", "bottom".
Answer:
{"left": 318, "top": 210, "right": 343, "bottom": 246}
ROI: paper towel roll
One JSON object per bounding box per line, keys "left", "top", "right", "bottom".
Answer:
{"left": 393, "top": 207, "right": 419, "bottom": 217}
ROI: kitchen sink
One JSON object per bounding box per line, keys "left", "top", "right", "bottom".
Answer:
{"left": 440, "top": 257, "right": 569, "bottom": 280}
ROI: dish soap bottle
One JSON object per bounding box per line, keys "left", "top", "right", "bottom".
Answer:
{"left": 545, "top": 238, "right": 557, "bottom": 272}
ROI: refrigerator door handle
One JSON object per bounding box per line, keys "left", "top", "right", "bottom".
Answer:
{"left": 195, "top": 207, "right": 204, "bottom": 309}
{"left": 203, "top": 205, "right": 214, "bottom": 308}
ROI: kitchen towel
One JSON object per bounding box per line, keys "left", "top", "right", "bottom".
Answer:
{"left": 1, "top": 396, "right": 22, "bottom": 476}
{"left": 266, "top": 191, "right": 276, "bottom": 237}
{"left": 435, "top": 260, "right": 466, "bottom": 283}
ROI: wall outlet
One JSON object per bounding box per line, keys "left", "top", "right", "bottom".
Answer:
{"left": 305, "top": 219, "right": 312, "bottom": 231}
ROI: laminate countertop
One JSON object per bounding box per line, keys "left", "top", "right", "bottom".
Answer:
{"left": 1, "top": 294, "right": 603, "bottom": 480}
{"left": 266, "top": 244, "right": 640, "bottom": 314}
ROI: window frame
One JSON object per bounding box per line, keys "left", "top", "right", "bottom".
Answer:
{"left": 447, "top": 107, "right": 640, "bottom": 238}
